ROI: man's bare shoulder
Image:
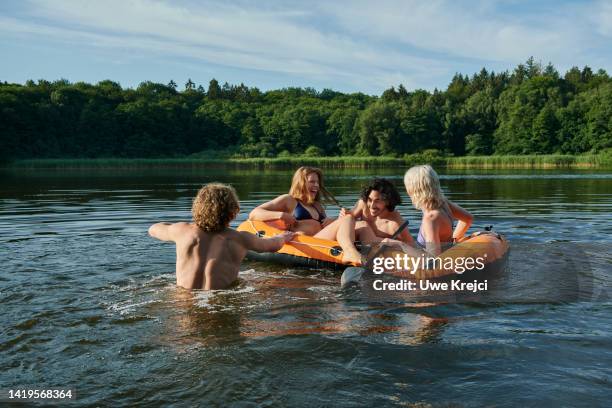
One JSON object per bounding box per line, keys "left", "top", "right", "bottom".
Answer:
{"left": 171, "top": 221, "right": 193, "bottom": 229}
{"left": 170, "top": 222, "right": 200, "bottom": 235}
{"left": 384, "top": 210, "right": 404, "bottom": 223}
{"left": 208, "top": 228, "right": 247, "bottom": 245}
{"left": 168, "top": 222, "right": 201, "bottom": 244}
{"left": 225, "top": 228, "right": 247, "bottom": 239}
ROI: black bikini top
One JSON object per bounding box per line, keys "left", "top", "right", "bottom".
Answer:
{"left": 293, "top": 201, "right": 325, "bottom": 223}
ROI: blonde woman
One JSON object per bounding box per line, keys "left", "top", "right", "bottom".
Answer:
{"left": 404, "top": 165, "right": 473, "bottom": 256}
{"left": 249, "top": 166, "right": 338, "bottom": 236}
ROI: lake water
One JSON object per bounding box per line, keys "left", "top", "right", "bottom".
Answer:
{"left": 1, "top": 167, "right": 611, "bottom": 407}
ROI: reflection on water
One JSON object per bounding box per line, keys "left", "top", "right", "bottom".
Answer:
{"left": 1, "top": 167, "right": 611, "bottom": 406}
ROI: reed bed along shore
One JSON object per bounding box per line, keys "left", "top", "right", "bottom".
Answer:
{"left": 445, "top": 153, "right": 610, "bottom": 169}
{"left": 4, "top": 152, "right": 611, "bottom": 170}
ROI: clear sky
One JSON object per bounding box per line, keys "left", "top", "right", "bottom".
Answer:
{"left": 1, "top": 0, "right": 611, "bottom": 94}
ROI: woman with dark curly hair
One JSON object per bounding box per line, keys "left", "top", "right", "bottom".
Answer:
{"left": 149, "top": 183, "right": 294, "bottom": 290}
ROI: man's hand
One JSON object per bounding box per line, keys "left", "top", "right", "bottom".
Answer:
{"left": 266, "top": 231, "right": 296, "bottom": 252}
{"left": 339, "top": 207, "right": 348, "bottom": 217}
{"left": 243, "top": 230, "right": 295, "bottom": 253}
{"left": 277, "top": 231, "right": 296, "bottom": 243}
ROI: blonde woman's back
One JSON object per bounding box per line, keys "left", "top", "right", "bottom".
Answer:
{"left": 404, "top": 165, "right": 473, "bottom": 254}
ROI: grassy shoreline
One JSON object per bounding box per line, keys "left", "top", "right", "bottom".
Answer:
{"left": 3, "top": 153, "right": 611, "bottom": 169}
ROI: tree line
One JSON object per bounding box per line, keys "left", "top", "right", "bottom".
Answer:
{"left": 1, "top": 58, "right": 610, "bottom": 160}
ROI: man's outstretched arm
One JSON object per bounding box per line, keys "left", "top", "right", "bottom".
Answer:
{"left": 240, "top": 231, "right": 295, "bottom": 253}
{"left": 148, "top": 222, "right": 188, "bottom": 242}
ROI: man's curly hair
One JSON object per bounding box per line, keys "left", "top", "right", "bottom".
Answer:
{"left": 192, "top": 183, "right": 240, "bottom": 232}
{"left": 360, "top": 178, "right": 402, "bottom": 211}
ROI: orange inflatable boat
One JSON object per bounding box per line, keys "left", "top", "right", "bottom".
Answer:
{"left": 237, "top": 220, "right": 355, "bottom": 270}
{"left": 237, "top": 220, "right": 509, "bottom": 277}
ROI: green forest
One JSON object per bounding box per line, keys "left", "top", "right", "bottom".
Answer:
{"left": 1, "top": 58, "right": 610, "bottom": 161}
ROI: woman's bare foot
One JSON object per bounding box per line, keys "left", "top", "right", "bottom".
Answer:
{"left": 342, "top": 250, "right": 363, "bottom": 266}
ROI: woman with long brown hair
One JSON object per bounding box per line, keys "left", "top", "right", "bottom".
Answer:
{"left": 249, "top": 166, "right": 338, "bottom": 236}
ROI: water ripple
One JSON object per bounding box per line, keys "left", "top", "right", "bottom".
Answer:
{"left": 0, "top": 169, "right": 610, "bottom": 406}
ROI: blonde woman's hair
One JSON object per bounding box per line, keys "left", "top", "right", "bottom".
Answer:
{"left": 403, "top": 165, "right": 446, "bottom": 210}
{"left": 288, "top": 166, "right": 338, "bottom": 205}
{"left": 192, "top": 183, "right": 240, "bottom": 232}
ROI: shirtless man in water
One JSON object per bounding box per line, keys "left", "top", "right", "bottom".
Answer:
{"left": 315, "top": 178, "right": 414, "bottom": 264}
{"left": 149, "top": 183, "right": 294, "bottom": 290}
